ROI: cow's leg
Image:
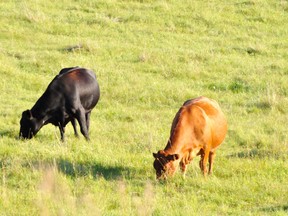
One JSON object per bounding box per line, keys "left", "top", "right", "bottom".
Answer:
{"left": 58, "top": 112, "right": 66, "bottom": 142}
{"left": 71, "top": 118, "right": 79, "bottom": 137}
{"left": 180, "top": 161, "right": 187, "bottom": 177}
{"left": 199, "top": 155, "right": 204, "bottom": 171}
{"left": 85, "top": 112, "right": 91, "bottom": 132}
{"left": 198, "top": 149, "right": 204, "bottom": 171}
{"left": 58, "top": 123, "right": 65, "bottom": 141}
{"left": 75, "top": 108, "right": 89, "bottom": 140}
{"left": 202, "top": 148, "right": 210, "bottom": 176}
{"left": 208, "top": 151, "right": 216, "bottom": 175}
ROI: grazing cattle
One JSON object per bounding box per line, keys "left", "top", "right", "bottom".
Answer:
{"left": 153, "top": 96, "right": 227, "bottom": 180}
{"left": 19, "top": 67, "right": 100, "bottom": 141}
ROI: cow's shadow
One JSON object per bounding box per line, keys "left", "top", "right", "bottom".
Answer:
{"left": 0, "top": 158, "right": 131, "bottom": 180}
{"left": 260, "top": 205, "right": 288, "bottom": 213}
{"left": 227, "top": 149, "right": 284, "bottom": 159}
{"left": 0, "top": 129, "right": 131, "bottom": 180}
{"left": 0, "top": 130, "right": 131, "bottom": 180}
{"left": 56, "top": 158, "right": 129, "bottom": 180}
{"left": 35, "top": 158, "right": 131, "bottom": 180}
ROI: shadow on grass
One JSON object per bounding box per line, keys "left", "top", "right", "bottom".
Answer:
{"left": 228, "top": 149, "right": 262, "bottom": 158}
{"left": 260, "top": 205, "right": 288, "bottom": 212}
{"left": 228, "top": 149, "right": 286, "bottom": 160}
{"left": 56, "top": 158, "right": 130, "bottom": 180}
{"left": 13, "top": 158, "right": 131, "bottom": 180}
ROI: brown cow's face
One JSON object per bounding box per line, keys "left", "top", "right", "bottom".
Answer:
{"left": 19, "top": 110, "right": 39, "bottom": 139}
{"left": 153, "top": 150, "right": 179, "bottom": 180}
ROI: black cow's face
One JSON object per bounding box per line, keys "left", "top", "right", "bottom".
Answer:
{"left": 153, "top": 150, "right": 179, "bottom": 180}
{"left": 19, "top": 110, "right": 39, "bottom": 139}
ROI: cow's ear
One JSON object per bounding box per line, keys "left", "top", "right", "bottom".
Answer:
{"left": 153, "top": 150, "right": 166, "bottom": 158}
{"left": 167, "top": 154, "right": 180, "bottom": 161}
{"left": 22, "top": 110, "right": 33, "bottom": 119}
{"left": 153, "top": 153, "right": 158, "bottom": 158}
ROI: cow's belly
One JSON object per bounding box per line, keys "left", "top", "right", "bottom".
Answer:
{"left": 190, "top": 147, "right": 202, "bottom": 159}
{"left": 182, "top": 147, "right": 202, "bottom": 164}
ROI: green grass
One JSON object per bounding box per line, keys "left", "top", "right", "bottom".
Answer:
{"left": 0, "top": 0, "right": 288, "bottom": 215}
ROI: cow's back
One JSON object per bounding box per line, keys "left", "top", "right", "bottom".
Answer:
{"left": 57, "top": 67, "right": 97, "bottom": 84}
{"left": 48, "top": 68, "right": 100, "bottom": 110}
{"left": 185, "top": 97, "right": 227, "bottom": 150}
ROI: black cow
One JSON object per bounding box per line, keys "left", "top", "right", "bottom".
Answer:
{"left": 19, "top": 67, "right": 100, "bottom": 141}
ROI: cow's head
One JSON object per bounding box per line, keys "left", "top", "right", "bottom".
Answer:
{"left": 19, "top": 110, "right": 41, "bottom": 139}
{"left": 153, "top": 150, "right": 180, "bottom": 180}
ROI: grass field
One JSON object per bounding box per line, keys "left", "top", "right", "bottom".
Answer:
{"left": 0, "top": 0, "right": 288, "bottom": 215}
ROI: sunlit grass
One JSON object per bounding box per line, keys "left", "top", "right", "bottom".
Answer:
{"left": 0, "top": 0, "right": 287, "bottom": 215}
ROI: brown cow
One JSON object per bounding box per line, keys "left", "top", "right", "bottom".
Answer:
{"left": 153, "top": 96, "right": 227, "bottom": 180}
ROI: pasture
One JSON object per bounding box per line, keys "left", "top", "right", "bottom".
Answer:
{"left": 0, "top": 0, "right": 287, "bottom": 215}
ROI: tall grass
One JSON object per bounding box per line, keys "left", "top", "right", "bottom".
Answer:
{"left": 0, "top": 0, "right": 287, "bottom": 215}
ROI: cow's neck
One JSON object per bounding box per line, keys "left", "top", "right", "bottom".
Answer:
{"left": 163, "top": 108, "right": 186, "bottom": 157}
{"left": 164, "top": 128, "right": 185, "bottom": 157}
{"left": 30, "top": 91, "right": 57, "bottom": 122}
